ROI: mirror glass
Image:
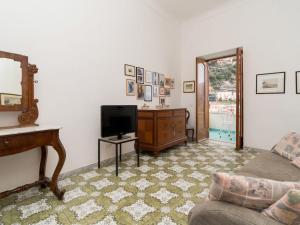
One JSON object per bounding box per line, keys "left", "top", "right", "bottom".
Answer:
{"left": 0, "top": 58, "right": 22, "bottom": 106}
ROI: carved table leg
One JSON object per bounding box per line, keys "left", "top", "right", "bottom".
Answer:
{"left": 39, "top": 146, "right": 49, "bottom": 189}
{"left": 50, "top": 136, "right": 66, "bottom": 200}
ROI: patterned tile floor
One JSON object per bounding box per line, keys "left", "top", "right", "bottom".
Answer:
{"left": 0, "top": 141, "right": 258, "bottom": 225}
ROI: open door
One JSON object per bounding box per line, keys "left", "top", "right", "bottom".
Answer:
{"left": 196, "top": 58, "right": 209, "bottom": 141}
{"left": 236, "top": 47, "right": 244, "bottom": 150}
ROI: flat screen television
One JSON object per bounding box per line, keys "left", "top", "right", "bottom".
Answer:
{"left": 101, "top": 105, "right": 137, "bottom": 140}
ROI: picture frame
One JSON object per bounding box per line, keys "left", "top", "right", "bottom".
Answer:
{"left": 0, "top": 93, "right": 22, "bottom": 106}
{"left": 159, "top": 87, "right": 165, "bottom": 96}
{"left": 124, "top": 64, "right": 135, "bottom": 77}
{"left": 153, "top": 72, "right": 159, "bottom": 85}
{"left": 153, "top": 86, "right": 159, "bottom": 97}
{"left": 136, "top": 67, "right": 144, "bottom": 84}
{"left": 144, "top": 85, "right": 152, "bottom": 102}
{"left": 126, "top": 79, "right": 136, "bottom": 96}
{"left": 170, "top": 79, "right": 175, "bottom": 89}
{"left": 256, "top": 72, "right": 285, "bottom": 94}
{"left": 165, "top": 77, "right": 172, "bottom": 89}
{"left": 165, "top": 88, "right": 171, "bottom": 97}
{"left": 145, "top": 71, "right": 153, "bottom": 84}
{"left": 183, "top": 81, "right": 195, "bottom": 93}
{"left": 296, "top": 71, "right": 300, "bottom": 94}
{"left": 159, "top": 96, "right": 166, "bottom": 106}
{"left": 159, "top": 74, "right": 165, "bottom": 88}
{"left": 137, "top": 84, "right": 145, "bottom": 100}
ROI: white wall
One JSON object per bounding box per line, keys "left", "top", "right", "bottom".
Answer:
{"left": 0, "top": 0, "right": 180, "bottom": 191}
{"left": 180, "top": 0, "right": 300, "bottom": 150}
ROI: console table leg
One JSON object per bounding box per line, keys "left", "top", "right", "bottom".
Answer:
{"left": 115, "top": 144, "right": 119, "bottom": 176}
{"left": 39, "top": 146, "right": 48, "bottom": 188}
{"left": 51, "top": 137, "right": 66, "bottom": 200}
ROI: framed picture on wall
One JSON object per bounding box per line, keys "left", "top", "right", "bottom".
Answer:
{"left": 165, "top": 88, "right": 171, "bottom": 97}
{"left": 159, "top": 87, "right": 165, "bottom": 96}
{"left": 159, "top": 74, "right": 165, "bottom": 87}
{"left": 165, "top": 78, "right": 172, "bottom": 89}
{"left": 296, "top": 71, "right": 300, "bottom": 94}
{"left": 256, "top": 72, "right": 285, "bottom": 94}
{"left": 144, "top": 85, "right": 152, "bottom": 102}
{"left": 145, "top": 71, "right": 153, "bottom": 84}
{"left": 153, "top": 86, "right": 159, "bottom": 97}
{"left": 159, "top": 96, "right": 166, "bottom": 106}
{"left": 170, "top": 79, "right": 175, "bottom": 89}
{"left": 136, "top": 67, "right": 144, "bottom": 84}
{"left": 137, "top": 84, "right": 145, "bottom": 100}
{"left": 126, "top": 79, "right": 136, "bottom": 96}
{"left": 183, "top": 81, "right": 195, "bottom": 93}
{"left": 124, "top": 64, "right": 135, "bottom": 77}
{"left": 153, "top": 72, "right": 159, "bottom": 85}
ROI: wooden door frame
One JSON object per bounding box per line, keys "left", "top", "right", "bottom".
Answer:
{"left": 195, "top": 48, "right": 244, "bottom": 149}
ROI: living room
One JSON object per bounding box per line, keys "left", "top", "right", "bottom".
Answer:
{"left": 0, "top": 0, "right": 300, "bottom": 224}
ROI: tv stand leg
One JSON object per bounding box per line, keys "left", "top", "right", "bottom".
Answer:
{"left": 115, "top": 144, "right": 119, "bottom": 176}
{"left": 119, "top": 144, "right": 122, "bottom": 162}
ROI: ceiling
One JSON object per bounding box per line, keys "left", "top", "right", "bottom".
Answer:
{"left": 148, "top": 0, "right": 235, "bottom": 21}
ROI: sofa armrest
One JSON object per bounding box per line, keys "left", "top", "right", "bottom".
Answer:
{"left": 188, "top": 201, "right": 282, "bottom": 225}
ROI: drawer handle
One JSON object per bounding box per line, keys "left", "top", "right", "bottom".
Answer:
{"left": 3, "top": 140, "right": 9, "bottom": 146}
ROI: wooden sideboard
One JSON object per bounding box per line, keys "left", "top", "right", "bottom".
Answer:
{"left": 137, "top": 108, "right": 187, "bottom": 156}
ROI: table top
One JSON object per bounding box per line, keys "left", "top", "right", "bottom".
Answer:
{"left": 0, "top": 125, "right": 62, "bottom": 137}
{"left": 99, "top": 136, "right": 138, "bottom": 144}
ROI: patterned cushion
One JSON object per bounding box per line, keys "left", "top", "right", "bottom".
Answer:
{"left": 209, "top": 173, "right": 300, "bottom": 210}
{"left": 272, "top": 132, "right": 300, "bottom": 160}
{"left": 291, "top": 157, "right": 300, "bottom": 169}
{"left": 263, "top": 189, "right": 300, "bottom": 225}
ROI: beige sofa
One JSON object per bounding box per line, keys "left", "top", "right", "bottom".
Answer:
{"left": 188, "top": 151, "right": 300, "bottom": 225}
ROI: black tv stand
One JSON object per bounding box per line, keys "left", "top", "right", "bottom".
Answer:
{"left": 109, "top": 135, "right": 130, "bottom": 141}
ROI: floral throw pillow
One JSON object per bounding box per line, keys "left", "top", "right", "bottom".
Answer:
{"left": 272, "top": 132, "right": 300, "bottom": 160}
{"left": 262, "top": 189, "right": 300, "bottom": 225}
{"left": 209, "top": 173, "right": 300, "bottom": 210}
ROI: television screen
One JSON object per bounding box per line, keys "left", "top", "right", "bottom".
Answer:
{"left": 101, "top": 105, "right": 137, "bottom": 139}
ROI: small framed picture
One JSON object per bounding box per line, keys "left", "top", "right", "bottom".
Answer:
{"left": 144, "top": 85, "right": 152, "bottom": 102}
{"left": 165, "top": 88, "right": 171, "bottom": 97}
{"left": 165, "top": 78, "right": 172, "bottom": 89}
{"left": 136, "top": 67, "right": 144, "bottom": 84}
{"left": 183, "top": 81, "right": 195, "bottom": 93}
{"left": 124, "top": 64, "right": 135, "bottom": 77}
{"left": 296, "top": 71, "right": 300, "bottom": 94}
{"left": 153, "top": 72, "right": 159, "bottom": 85}
{"left": 145, "top": 71, "right": 153, "bottom": 84}
{"left": 170, "top": 79, "right": 175, "bottom": 89}
{"left": 159, "top": 87, "right": 165, "bottom": 96}
{"left": 256, "top": 72, "right": 285, "bottom": 94}
{"left": 153, "top": 86, "right": 159, "bottom": 97}
{"left": 159, "top": 74, "right": 165, "bottom": 87}
{"left": 137, "top": 84, "right": 145, "bottom": 100}
{"left": 126, "top": 79, "right": 135, "bottom": 96}
{"left": 159, "top": 96, "right": 166, "bottom": 106}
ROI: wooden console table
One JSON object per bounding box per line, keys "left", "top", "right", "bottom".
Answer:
{"left": 0, "top": 126, "right": 66, "bottom": 200}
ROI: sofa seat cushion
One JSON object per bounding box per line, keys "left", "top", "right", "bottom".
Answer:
{"left": 188, "top": 201, "right": 283, "bottom": 225}
{"left": 263, "top": 189, "right": 300, "bottom": 225}
{"left": 238, "top": 151, "right": 300, "bottom": 182}
{"left": 209, "top": 173, "right": 300, "bottom": 210}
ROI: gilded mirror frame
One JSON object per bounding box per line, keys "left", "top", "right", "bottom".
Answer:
{"left": 0, "top": 50, "right": 39, "bottom": 127}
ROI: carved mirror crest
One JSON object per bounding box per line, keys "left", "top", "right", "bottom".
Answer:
{"left": 0, "top": 51, "right": 39, "bottom": 128}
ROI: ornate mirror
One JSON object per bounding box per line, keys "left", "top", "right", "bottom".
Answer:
{"left": 0, "top": 51, "right": 39, "bottom": 128}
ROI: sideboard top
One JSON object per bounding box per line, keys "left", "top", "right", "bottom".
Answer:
{"left": 138, "top": 108, "right": 186, "bottom": 111}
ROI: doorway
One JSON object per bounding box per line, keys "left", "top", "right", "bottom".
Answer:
{"left": 196, "top": 48, "right": 243, "bottom": 150}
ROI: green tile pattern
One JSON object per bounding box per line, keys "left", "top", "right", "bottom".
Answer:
{"left": 0, "top": 141, "right": 258, "bottom": 225}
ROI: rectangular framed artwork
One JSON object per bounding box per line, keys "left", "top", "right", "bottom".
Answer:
{"left": 145, "top": 71, "right": 153, "bottom": 84}
{"left": 256, "top": 72, "right": 285, "bottom": 94}
{"left": 183, "top": 81, "right": 195, "bottom": 93}
{"left": 153, "top": 72, "right": 159, "bottom": 85}
{"left": 159, "top": 74, "right": 165, "bottom": 88}
{"left": 144, "top": 85, "right": 152, "bottom": 102}
{"left": 126, "top": 79, "right": 135, "bottom": 96}
{"left": 153, "top": 86, "right": 159, "bottom": 97}
{"left": 137, "top": 84, "right": 145, "bottom": 100}
{"left": 296, "top": 71, "right": 300, "bottom": 94}
{"left": 136, "top": 67, "right": 144, "bottom": 84}
{"left": 124, "top": 64, "right": 135, "bottom": 77}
